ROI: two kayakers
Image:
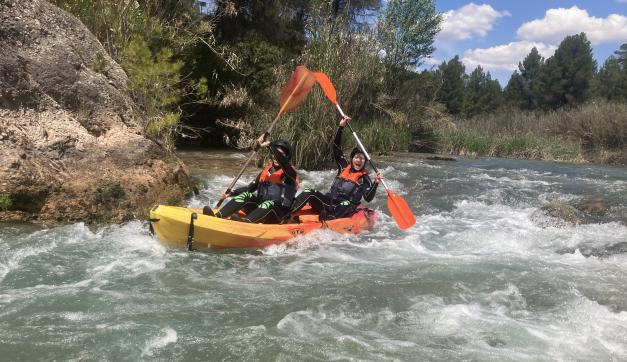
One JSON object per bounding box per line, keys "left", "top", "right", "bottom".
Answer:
{"left": 289, "top": 116, "right": 382, "bottom": 220}
{"left": 203, "top": 136, "right": 299, "bottom": 224}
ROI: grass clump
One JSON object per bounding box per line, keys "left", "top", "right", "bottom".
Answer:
{"left": 0, "top": 193, "right": 13, "bottom": 211}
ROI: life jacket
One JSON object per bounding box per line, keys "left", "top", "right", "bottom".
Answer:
{"left": 329, "top": 164, "right": 368, "bottom": 205}
{"left": 257, "top": 163, "right": 299, "bottom": 207}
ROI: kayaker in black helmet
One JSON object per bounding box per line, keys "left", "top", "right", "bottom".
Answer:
{"left": 290, "top": 116, "right": 382, "bottom": 220}
{"left": 203, "top": 136, "right": 299, "bottom": 223}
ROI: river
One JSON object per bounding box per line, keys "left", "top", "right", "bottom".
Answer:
{"left": 1, "top": 151, "right": 626, "bottom": 361}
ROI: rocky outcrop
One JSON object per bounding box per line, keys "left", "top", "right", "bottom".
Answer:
{"left": 0, "top": 0, "right": 194, "bottom": 224}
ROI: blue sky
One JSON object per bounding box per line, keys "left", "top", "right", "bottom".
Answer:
{"left": 427, "top": 1, "right": 627, "bottom": 84}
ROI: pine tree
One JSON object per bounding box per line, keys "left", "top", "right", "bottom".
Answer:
{"left": 437, "top": 56, "right": 465, "bottom": 115}
{"left": 504, "top": 71, "right": 526, "bottom": 108}
{"left": 535, "top": 33, "right": 596, "bottom": 109}
{"left": 615, "top": 43, "right": 627, "bottom": 66}
{"left": 596, "top": 56, "right": 625, "bottom": 101}
{"left": 463, "top": 66, "right": 502, "bottom": 117}
{"left": 484, "top": 72, "right": 504, "bottom": 113}
{"left": 503, "top": 47, "right": 543, "bottom": 110}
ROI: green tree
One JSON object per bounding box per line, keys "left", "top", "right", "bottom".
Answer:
{"left": 377, "top": 0, "right": 442, "bottom": 68}
{"left": 504, "top": 71, "right": 525, "bottom": 108}
{"left": 504, "top": 47, "right": 544, "bottom": 110}
{"left": 437, "top": 56, "right": 465, "bottom": 115}
{"left": 463, "top": 66, "right": 503, "bottom": 117}
{"left": 615, "top": 43, "right": 627, "bottom": 66}
{"left": 535, "top": 33, "right": 596, "bottom": 109}
{"left": 595, "top": 56, "right": 626, "bottom": 101}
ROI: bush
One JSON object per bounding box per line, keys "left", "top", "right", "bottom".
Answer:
{"left": 146, "top": 112, "right": 181, "bottom": 150}
{"left": 0, "top": 194, "right": 12, "bottom": 211}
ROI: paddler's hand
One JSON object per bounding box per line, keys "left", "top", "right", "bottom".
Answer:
{"left": 374, "top": 171, "right": 384, "bottom": 184}
{"left": 220, "top": 192, "right": 230, "bottom": 200}
{"left": 339, "top": 116, "right": 351, "bottom": 127}
{"left": 257, "top": 135, "right": 271, "bottom": 148}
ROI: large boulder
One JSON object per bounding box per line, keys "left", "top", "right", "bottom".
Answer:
{"left": 0, "top": 0, "right": 194, "bottom": 224}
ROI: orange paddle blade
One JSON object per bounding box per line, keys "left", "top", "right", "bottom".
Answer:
{"left": 278, "top": 65, "right": 316, "bottom": 116}
{"left": 313, "top": 72, "right": 338, "bottom": 105}
{"left": 387, "top": 190, "right": 416, "bottom": 230}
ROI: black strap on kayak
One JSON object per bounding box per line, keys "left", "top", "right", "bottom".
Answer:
{"left": 187, "top": 212, "right": 197, "bottom": 251}
{"left": 147, "top": 218, "right": 159, "bottom": 235}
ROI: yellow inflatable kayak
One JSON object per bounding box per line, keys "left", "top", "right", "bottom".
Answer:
{"left": 149, "top": 205, "right": 377, "bottom": 249}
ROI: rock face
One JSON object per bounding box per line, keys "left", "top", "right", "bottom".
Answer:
{"left": 0, "top": 0, "right": 194, "bottom": 224}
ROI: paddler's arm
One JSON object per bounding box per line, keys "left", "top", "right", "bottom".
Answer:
{"left": 362, "top": 173, "right": 381, "bottom": 202}
{"left": 229, "top": 174, "right": 259, "bottom": 197}
{"left": 333, "top": 117, "right": 351, "bottom": 170}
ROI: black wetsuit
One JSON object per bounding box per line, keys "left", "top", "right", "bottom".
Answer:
{"left": 291, "top": 126, "right": 378, "bottom": 220}
{"left": 216, "top": 144, "right": 298, "bottom": 223}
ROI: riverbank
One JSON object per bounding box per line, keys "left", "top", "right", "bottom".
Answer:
{"left": 418, "top": 101, "right": 627, "bottom": 166}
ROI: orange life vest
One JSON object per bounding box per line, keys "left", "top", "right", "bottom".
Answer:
{"left": 338, "top": 164, "right": 368, "bottom": 184}
{"left": 257, "top": 163, "right": 299, "bottom": 206}
{"left": 258, "top": 163, "right": 300, "bottom": 187}
{"left": 330, "top": 165, "right": 368, "bottom": 204}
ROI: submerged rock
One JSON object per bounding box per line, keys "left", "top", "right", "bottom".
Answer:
{"left": 532, "top": 199, "right": 621, "bottom": 228}
{"left": 575, "top": 200, "right": 608, "bottom": 216}
{"left": 0, "top": 0, "right": 194, "bottom": 224}
{"left": 533, "top": 203, "right": 585, "bottom": 226}
{"left": 557, "top": 242, "right": 627, "bottom": 258}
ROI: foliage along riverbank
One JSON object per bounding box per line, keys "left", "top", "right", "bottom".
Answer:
{"left": 426, "top": 101, "right": 627, "bottom": 165}
{"left": 49, "top": 1, "right": 627, "bottom": 168}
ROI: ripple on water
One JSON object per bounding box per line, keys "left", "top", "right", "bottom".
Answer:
{"left": 1, "top": 155, "right": 626, "bottom": 360}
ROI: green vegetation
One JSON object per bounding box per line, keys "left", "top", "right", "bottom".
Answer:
{"left": 432, "top": 101, "right": 626, "bottom": 163}
{"left": 0, "top": 193, "right": 12, "bottom": 211}
{"left": 91, "top": 52, "right": 107, "bottom": 74}
{"left": 50, "top": 0, "right": 626, "bottom": 166}
{"left": 146, "top": 112, "right": 181, "bottom": 150}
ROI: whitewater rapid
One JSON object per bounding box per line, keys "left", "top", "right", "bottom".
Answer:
{"left": 1, "top": 152, "right": 626, "bottom": 360}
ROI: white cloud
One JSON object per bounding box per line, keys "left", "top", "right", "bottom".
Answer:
{"left": 617, "top": 0, "right": 627, "bottom": 4}
{"left": 423, "top": 57, "right": 443, "bottom": 66}
{"left": 438, "top": 3, "right": 510, "bottom": 41}
{"left": 517, "top": 6, "right": 627, "bottom": 45}
{"left": 461, "top": 41, "right": 557, "bottom": 72}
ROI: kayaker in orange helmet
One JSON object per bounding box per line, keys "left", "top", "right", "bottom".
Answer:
{"left": 203, "top": 136, "right": 299, "bottom": 223}
{"left": 290, "top": 116, "right": 382, "bottom": 220}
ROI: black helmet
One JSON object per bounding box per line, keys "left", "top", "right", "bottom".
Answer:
{"left": 350, "top": 147, "right": 365, "bottom": 159}
{"left": 272, "top": 139, "right": 292, "bottom": 160}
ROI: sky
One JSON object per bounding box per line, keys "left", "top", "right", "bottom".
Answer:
{"left": 426, "top": 0, "right": 627, "bottom": 84}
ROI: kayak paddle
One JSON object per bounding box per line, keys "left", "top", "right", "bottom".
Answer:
{"left": 313, "top": 72, "right": 416, "bottom": 230}
{"left": 216, "top": 66, "right": 316, "bottom": 208}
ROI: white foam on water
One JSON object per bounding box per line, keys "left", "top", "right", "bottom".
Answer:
{"left": 0, "top": 239, "right": 56, "bottom": 284}
{"left": 141, "top": 327, "right": 178, "bottom": 357}
{"left": 0, "top": 222, "right": 99, "bottom": 284}
{"left": 3, "top": 154, "right": 626, "bottom": 361}
{"left": 415, "top": 162, "right": 442, "bottom": 169}
{"left": 470, "top": 173, "right": 556, "bottom": 187}
{"left": 538, "top": 191, "right": 582, "bottom": 204}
